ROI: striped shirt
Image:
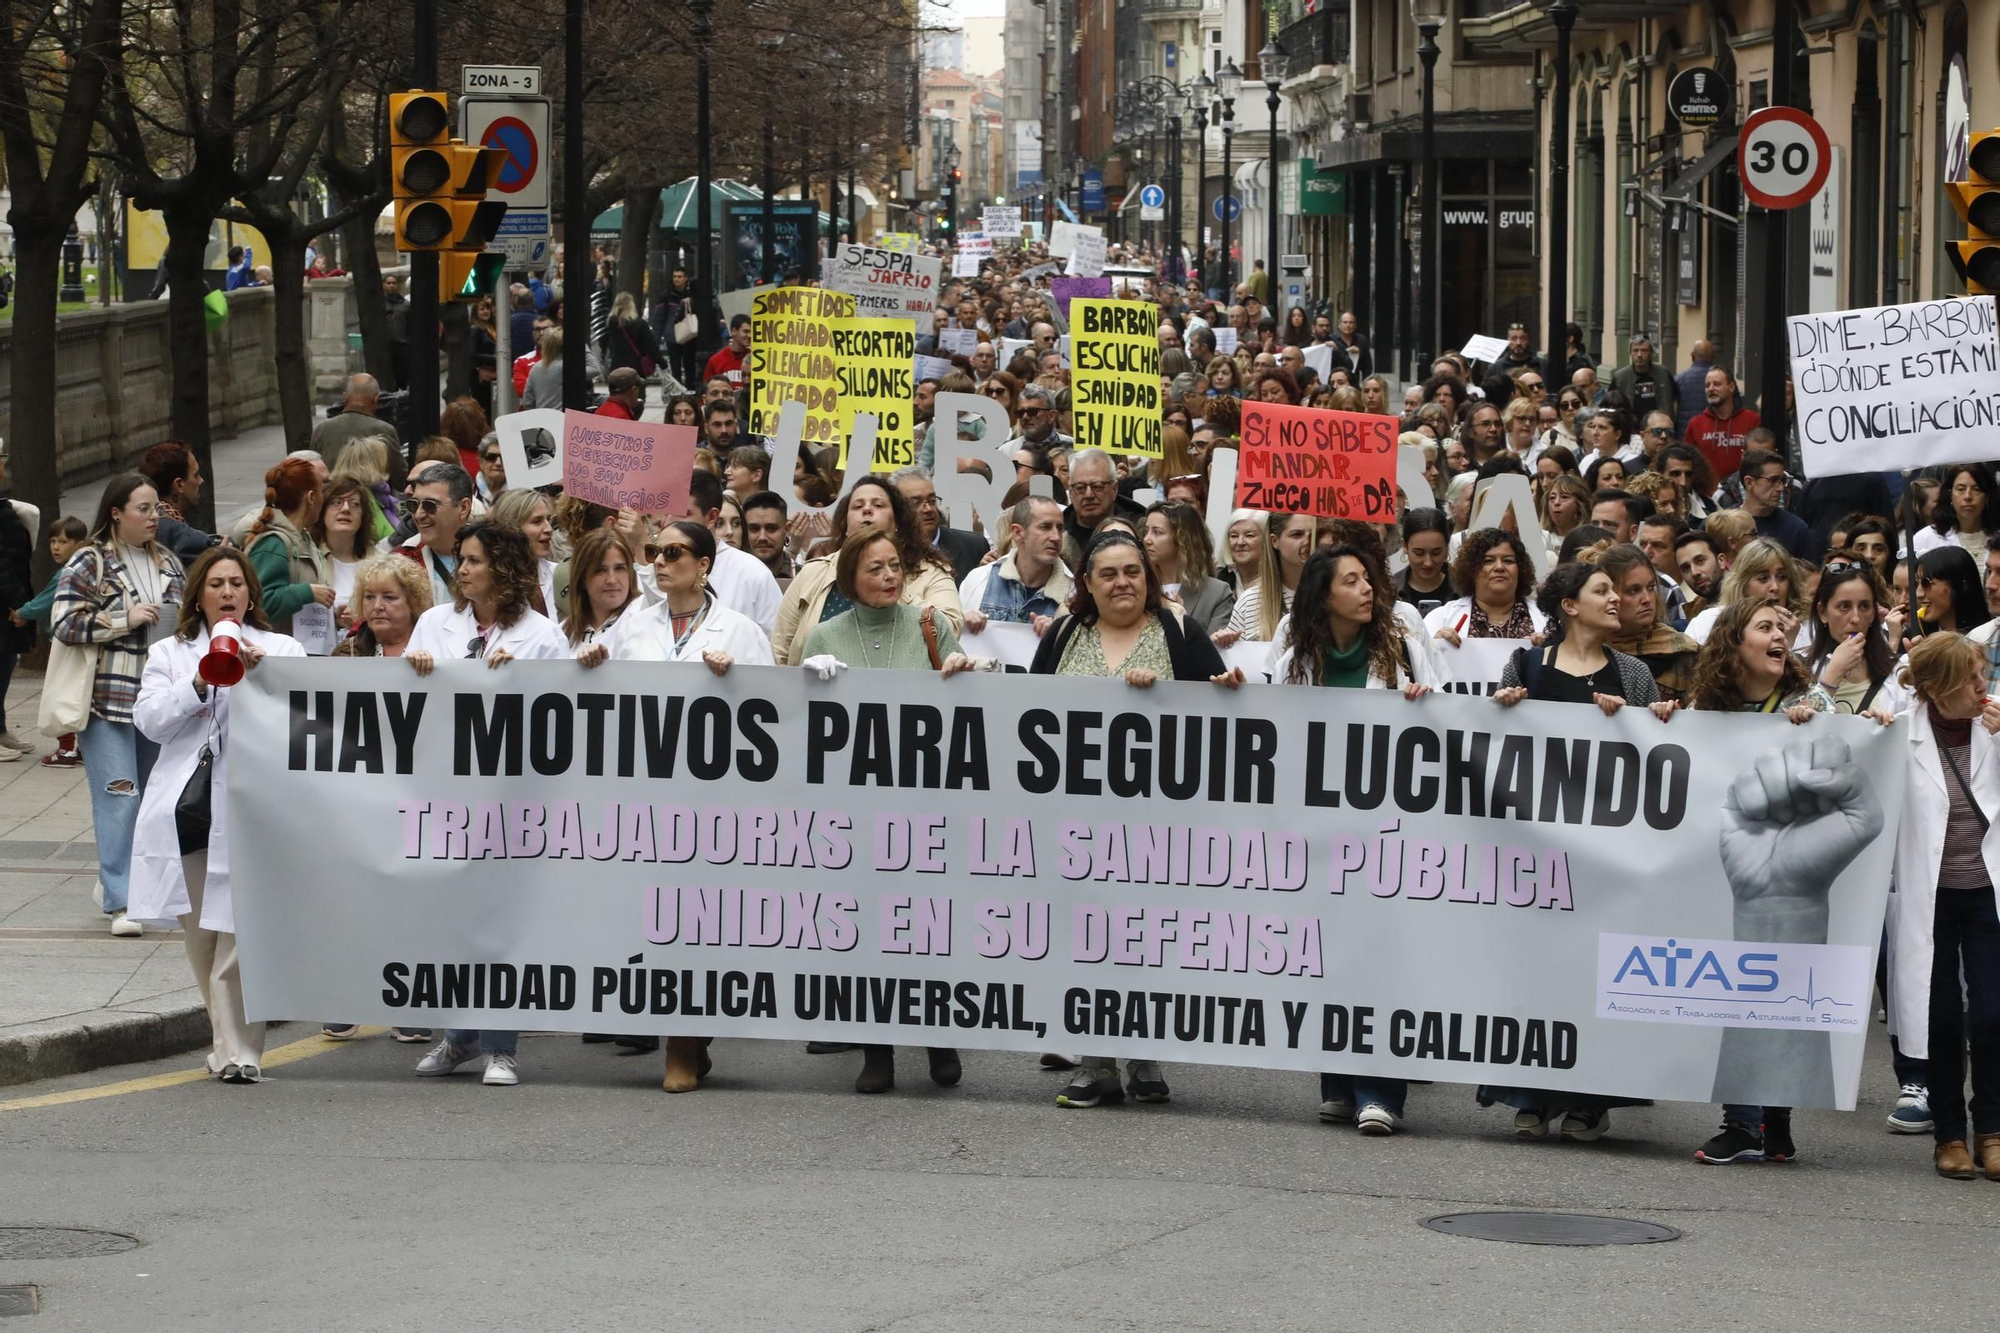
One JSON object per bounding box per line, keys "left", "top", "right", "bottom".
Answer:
{"left": 50, "top": 542, "right": 186, "bottom": 724}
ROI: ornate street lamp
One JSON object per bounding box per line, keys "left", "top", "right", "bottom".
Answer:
{"left": 1259, "top": 38, "right": 1289, "bottom": 311}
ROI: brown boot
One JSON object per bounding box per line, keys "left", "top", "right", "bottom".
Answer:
{"left": 1935, "top": 1140, "right": 1977, "bottom": 1180}
{"left": 1975, "top": 1133, "right": 2000, "bottom": 1181}
{"left": 661, "top": 1037, "right": 704, "bottom": 1093}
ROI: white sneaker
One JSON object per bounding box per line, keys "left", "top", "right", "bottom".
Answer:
{"left": 482, "top": 1053, "right": 520, "bottom": 1086}
{"left": 1317, "top": 1097, "right": 1356, "bottom": 1123}
{"left": 108, "top": 911, "right": 142, "bottom": 937}
{"left": 413, "top": 1039, "right": 480, "bottom": 1075}
{"left": 0, "top": 742, "right": 25, "bottom": 762}
{"left": 1512, "top": 1109, "right": 1550, "bottom": 1138}
{"left": 91, "top": 880, "right": 104, "bottom": 910}
{"left": 1356, "top": 1103, "right": 1402, "bottom": 1135}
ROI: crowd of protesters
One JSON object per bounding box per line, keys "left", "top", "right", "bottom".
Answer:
{"left": 10, "top": 238, "right": 1991, "bottom": 1186}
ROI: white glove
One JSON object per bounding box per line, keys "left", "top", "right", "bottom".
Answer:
{"left": 802, "top": 654, "right": 848, "bottom": 681}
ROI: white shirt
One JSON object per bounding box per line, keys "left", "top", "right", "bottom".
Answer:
{"left": 407, "top": 601, "right": 567, "bottom": 662}
{"left": 700, "top": 541, "right": 781, "bottom": 636}
{"left": 400, "top": 535, "right": 456, "bottom": 609}
{"left": 1683, "top": 604, "right": 1815, "bottom": 652}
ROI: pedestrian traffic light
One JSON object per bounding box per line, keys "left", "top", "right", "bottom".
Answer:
{"left": 441, "top": 251, "right": 509, "bottom": 304}
{"left": 389, "top": 89, "right": 509, "bottom": 253}
{"left": 1945, "top": 131, "right": 2000, "bottom": 293}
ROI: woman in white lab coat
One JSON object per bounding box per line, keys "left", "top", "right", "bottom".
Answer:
{"left": 618, "top": 521, "right": 773, "bottom": 670}
{"left": 1888, "top": 631, "right": 2000, "bottom": 1181}
{"left": 129, "top": 547, "right": 306, "bottom": 1084}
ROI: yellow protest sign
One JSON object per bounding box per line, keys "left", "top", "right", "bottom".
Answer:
{"left": 831, "top": 317, "right": 917, "bottom": 471}
{"left": 1070, "top": 298, "right": 1162, "bottom": 458}
{"left": 878, "top": 233, "right": 919, "bottom": 253}
{"left": 749, "top": 286, "right": 854, "bottom": 447}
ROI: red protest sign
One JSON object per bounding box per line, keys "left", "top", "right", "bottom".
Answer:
{"left": 1235, "top": 400, "right": 1398, "bottom": 521}
{"left": 561, "top": 411, "right": 698, "bottom": 515}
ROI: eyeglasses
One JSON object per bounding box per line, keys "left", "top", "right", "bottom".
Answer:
{"left": 1751, "top": 471, "right": 1789, "bottom": 485}
{"left": 412, "top": 497, "right": 445, "bottom": 516}
{"left": 645, "top": 543, "right": 693, "bottom": 563}
{"left": 1519, "top": 380, "right": 1544, "bottom": 391}
{"left": 1069, "top": 480, "right": 1114, "bottom": 495}
{"left": 1559, "top": 398, "right": 1583, "bottom": 410}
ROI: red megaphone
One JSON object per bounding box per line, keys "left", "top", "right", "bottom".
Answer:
{"left": 200, "top": 619, "right": 245, "bottom": 687}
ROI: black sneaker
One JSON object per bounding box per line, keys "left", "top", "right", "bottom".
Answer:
{"left": 1056, "top": 1067, "right": 1124, "bottom": 1108}
{"left": 1124, "top": 1060, "right": 1170, "bottom": 1104}
{"left": 1762, "top": 1113, "right": 1797, "bottom": 1163}
{"left": 1695, "top": 1124, "right": 1765, "bottom": 1164}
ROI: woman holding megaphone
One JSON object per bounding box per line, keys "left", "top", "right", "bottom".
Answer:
{"left": 128, "top": 546, "right": 305, "bottom": 1084}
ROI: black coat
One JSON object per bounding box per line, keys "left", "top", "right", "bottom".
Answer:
{"left": 1029, "top": 608, "right": 1226, "bottom": 682}
{"left": 935, "top": 526, "right": 990, "bottom": 587}
{"left": 0, "top": 502, "right": 35, "bottom": 652}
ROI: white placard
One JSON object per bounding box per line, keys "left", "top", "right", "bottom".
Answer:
{"left": 936, "top": 328, "right": 979, "bottom": 357}
{"left": 983, "top": 206, "right": 1022, "bottom": 238}
{"left": 825, "top": 244, "right": 944, "bottom": 322}
{"left": 1213, "top": 327, "right": 1239, "bottom": 355}
{"left": 289, "top": 602, "right": 335, "bottom": 657}
{"left": 1461, "top": 334, "right": 1511, "bottom": 365}
{"left": 1065, "top": 230, "right": 1106, "bottom": 277}
{"left": 1789, "top": 295, "right": 2000, "bottom": 478}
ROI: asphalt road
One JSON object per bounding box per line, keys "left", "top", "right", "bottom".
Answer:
{"left": 0, "top": 1023, "right": 1993, "bottom": 1331}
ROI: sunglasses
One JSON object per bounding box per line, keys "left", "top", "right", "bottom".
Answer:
{"left": 1017, "top": 406, "right": 1048, "bottom": 418}
{"left": 481, "top": 451, "right": 502, "bottom": 462}
{"left": 1519, "top": 380, "right": 1544, "bottom": 391}
{"left": 645, "top": 543, "right": 694, "bottom": 563}
{"left": 412, "top": 497, "right": 445, "bottom": 516}
{"left": 1822, "top": 557, "right": 1869, "bottom": 575}
{"left": 1646, "top": 427, "right": 1673, "bottom": 437}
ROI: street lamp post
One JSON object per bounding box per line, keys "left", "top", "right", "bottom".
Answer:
{"left": 1413, "top": 5, "right": 1444, "bottom": 367}
{"left": 1547, "top": 0, "right": 1577, "bottom": 386}
{"left": 690, "top": 0, "right": 716, "bottom": 353}
{"left": 1260, "top": 39, "right": 1288, "bottom": 313}
{"left": 1217, "top": 60, "right": 1241, "bottom": 301}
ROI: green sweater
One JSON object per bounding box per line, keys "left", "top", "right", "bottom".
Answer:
{"left": 246, "top": 515, "right": 330, "bottom": 627}
{"left": 801, "top": 601, "right": 960, "bottom": 671}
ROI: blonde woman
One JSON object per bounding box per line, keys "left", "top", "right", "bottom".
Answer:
{"left": 1219, "top": 512, "right": 1314, "bottom": 646}
{"left": 1221, "top": 509, "right": 1266, "bottom": 592}
{"left": 1683, "top": 537, "right": 1809, "bottom": 649}
{"left": 488, "top": 488, "right": 558, "bottom": 616}
{"left": 328, "top": 435, "right": 400, "bottom": 537}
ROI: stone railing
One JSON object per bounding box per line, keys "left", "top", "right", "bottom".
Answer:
{"left": 0, "top": 280, "right": 367, "bottom": 489}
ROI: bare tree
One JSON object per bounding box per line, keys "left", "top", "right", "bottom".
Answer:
{"left": 0, "top": 0, "right": 126, "bottom": 572}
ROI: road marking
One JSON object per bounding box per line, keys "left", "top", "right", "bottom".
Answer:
{"left": 0, "top": 1027, "right": 388, "bottom": 1113}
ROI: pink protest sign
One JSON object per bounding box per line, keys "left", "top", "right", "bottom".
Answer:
{"left": 561, "top": 411, "right": 697, "bottom": 514}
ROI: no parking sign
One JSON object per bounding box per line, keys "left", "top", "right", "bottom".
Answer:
{"left": 462, "top": 95, "right": 551, "bottom": 263}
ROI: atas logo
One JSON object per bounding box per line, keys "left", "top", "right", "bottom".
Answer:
{"left": 1595, "top": 933, "right": 1873, "bottom": 1033}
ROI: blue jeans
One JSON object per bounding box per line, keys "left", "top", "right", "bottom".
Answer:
{"left": 445, "top": 1028, "right": 517, "bottom": 1056}
{"left": 80, "top": 719, "right": 158, "bottom": 914}
{"left": 1929, "top": 888, "right": 2000, "bottom": 1142}
{"left": 1321, "top": 1072, "right": 1407, "bottom": 1116}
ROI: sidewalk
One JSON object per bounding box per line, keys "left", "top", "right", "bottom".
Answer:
{"left": 3, "top": 420, "right": 295, "bottom": 1086}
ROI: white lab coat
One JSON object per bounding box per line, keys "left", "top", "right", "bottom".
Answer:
{"left": 1422, "top": 596, "right": 1550, "bottom": 639}
{"left": 128, "top": 625, "right": 306, "bottom": 933}
{"left": 621, "top": 599, "right": 774, "bottom": 664}
{"left": 407, "top": 601, "right": 568, "bottom": 662}
{"left": 1888, "top": 706, "right": 2000, "bottom": 1059}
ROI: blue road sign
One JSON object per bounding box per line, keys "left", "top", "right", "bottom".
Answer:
{"left": 1139, "top": 184, "right": 1166, "bottom": 209}
{"left": 1212, "top": 194, "right": 1241, "bottom": 222}
{"left": 1081, "top": 171, "right": 1105, "bottom": 212}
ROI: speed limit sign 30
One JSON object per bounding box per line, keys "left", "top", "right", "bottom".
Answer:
{"left": 1738, "top": 106, "right": 1832, "bottom": 210}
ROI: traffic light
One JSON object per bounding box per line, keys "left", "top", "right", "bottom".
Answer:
{"left": 951, "top": 167, "right": 963, "bottom": 185}
{"left": 1945, "top": 131, "right": 2000, "bottom": 293}
{"left": 441, "top": 251, "right": 509, "bottom": 304}
{"left": 389, "top": 89, "right": 509, "bottom": 252}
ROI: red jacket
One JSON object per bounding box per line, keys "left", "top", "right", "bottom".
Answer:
{"left": 1685, "top": 405, "right": 1762, "bottom": 482}
{"left": 595, "top": 398, "right": 638, "bottom": 420}
{"left": 704, "top": 345, "right": 748, "bottom": 385}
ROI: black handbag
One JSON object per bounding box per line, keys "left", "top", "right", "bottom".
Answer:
{"left": 175, "top": 744, "right": 215, "bottom": 854}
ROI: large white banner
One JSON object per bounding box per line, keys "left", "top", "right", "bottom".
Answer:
{"left": 825, "top": 244, "right": 943, "bottom": 322}
{"left": 1789, "top": 295, "right": 2000, "bottom": 477}
{"left": 231, "top": 662, "right": 1904, "bottom": 1109}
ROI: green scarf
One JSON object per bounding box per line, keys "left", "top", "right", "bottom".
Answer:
{"left": 1319, "top": 633, "right": 1371, "bottom": 689}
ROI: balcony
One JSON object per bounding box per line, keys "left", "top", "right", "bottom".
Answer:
{"left": 1277, "top": 4, "right": 1350, "bottom": 76}
{"left": 1129, "top": 0, "right": 1203, "bottom": 18}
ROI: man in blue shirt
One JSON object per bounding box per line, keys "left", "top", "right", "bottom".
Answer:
{"left": 223, "top": 245, "right": 254, "bottom": 291}
{"left": 1674, "top": 337, "right": 1714, "bottom": 438}
{"left": 1738, "top": 448, "right": 1814, "bottom": 560}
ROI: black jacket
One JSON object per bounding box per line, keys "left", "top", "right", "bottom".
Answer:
{"left": 935, "top": 526, "right": 990, "bottom": 587}
{"left": 1029, "top": 608, "right": 1226, "bottom": 682}
{"left": 0, "top": 501, "right": 34, "bottom": 651}
{"left": 156, "top": 514, "right": 219, "bottom": 566}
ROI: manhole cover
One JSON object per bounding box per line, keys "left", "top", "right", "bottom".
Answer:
{"left": 0, "top": 1228, "right": 139, "bottom": 1260}
{"left": 1421, "top": 1211, "right": 1680, "bottom": 1246}
{"left": 0, "top": 1285, "right": 38, "bottom": 1317}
